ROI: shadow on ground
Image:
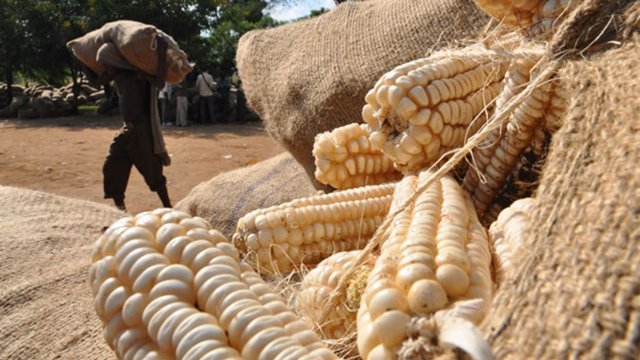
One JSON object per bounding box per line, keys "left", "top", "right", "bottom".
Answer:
{"left": 0, "top": 115, "right": 267, "bottom": 140}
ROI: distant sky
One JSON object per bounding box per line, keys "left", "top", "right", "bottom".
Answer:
{"left": 266, "top": 0, "right": 336, "bottom": 22}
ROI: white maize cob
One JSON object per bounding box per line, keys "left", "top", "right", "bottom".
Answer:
{"left": 357, "top": 170, "right": 493, "bottom": 359}
{"left": 472, "top": 0, "right": 573, "bottom": 37}
{"left": 296, "top": 250, "right": 374, "bottom": 342}
{"left": 362, "top": 45, "right": 510, "bottom": 172}
{"left": 233, "top": 183, "right": 395, "bottom": 274}
{"left": 489, "top": 197, "right": 536, "bottom": 285}
{"left": 314, "top": 123, "right": 401, "bottom": 189}
{"left": 463, "top": 49, "right": 566, "bottom": 216}
{"left": 90, "top": 209, "right": 339, "bottom": 360}
{"left": 480, "top": 127, "right": 548, "bottom": 226}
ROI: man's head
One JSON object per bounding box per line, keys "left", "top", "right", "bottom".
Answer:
{"left": 202, "top": 66, "right": 209, "bottom": 73}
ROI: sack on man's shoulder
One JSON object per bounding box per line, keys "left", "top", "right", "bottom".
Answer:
{"left": 67, "top": 20, "right": 192, "bottom": 84}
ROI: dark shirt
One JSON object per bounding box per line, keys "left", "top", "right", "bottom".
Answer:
{"left": 218, "top": 77, "right": 230, "bottom": 92}
{"left": 114, "top": 70, "right": 151, "bottom": 124}
{"left": 173, "top": 80, "right": 188, "bottom": 97}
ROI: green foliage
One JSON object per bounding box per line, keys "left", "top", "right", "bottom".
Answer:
{"left": 203, "top": 1, "right": 279, "bottom": 78}
{"left": 0, "top": 0, "right": 30, "bottom": 82}
{"left": 84, "top": 0, "right": 215, "bottom": 64}
{"left": 0, "top": 0, "right": 282, "bottom": 87}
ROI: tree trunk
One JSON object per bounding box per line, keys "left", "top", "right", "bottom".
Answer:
{"left": 5, "top": 65, "right": 13, "bottom": 105}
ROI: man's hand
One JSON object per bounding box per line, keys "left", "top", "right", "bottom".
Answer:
{"left": 159, "top": 152, "right": 171, "bottom": 166}
{"left": 80, "top": 64, "right": 98, "bottom": 85}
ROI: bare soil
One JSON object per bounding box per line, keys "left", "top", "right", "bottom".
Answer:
{"left": 0, "top": 115, "right": 285, "bottom": 214}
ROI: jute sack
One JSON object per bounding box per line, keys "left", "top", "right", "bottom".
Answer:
{"left": 67, "top": 20, "right": 192, "bottom": 83}
{"left": 0, "top": 186, "right": 123, "bottom": 359}
{"left": 236, "top": 0, "right": 489, "bottom": 187}
{"left": 482, "top": 2, "right": 640, "bottom": 358}
{"left": 175, "top": 152, "right": 318, "bottom": 238}
{"left": 96, "top": 42, "right": 137, "bottom": 71}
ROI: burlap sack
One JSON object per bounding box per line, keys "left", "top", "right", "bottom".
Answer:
{"left": 236, "top": 0, "right": 489, "bottom": 188}
{"left": 0, "top": 186, "right": 124, "bottom": 359}
{"left": 175, "top": 152, "right": 318, "bottom": 238}
{"left": 67, "top": 27, "right": 106, "bottom": 73}
{"left": 67, "top": 20, "right": 192, "bottom": 83}
{"left": 96, "top": 42, "right": 137, "bottom": 71}
{"left": 482, "top": 4, "right": 640, "bottom": 358}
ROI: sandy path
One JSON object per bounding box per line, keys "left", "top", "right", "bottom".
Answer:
{"left": 0, "top": 115, "right": 286, "bottom": 214}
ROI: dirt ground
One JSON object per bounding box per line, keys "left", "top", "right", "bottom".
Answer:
{"left": 0, "top": 115, "right": 286, "bottom": 214}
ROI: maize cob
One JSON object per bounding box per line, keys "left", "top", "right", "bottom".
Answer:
{"left": 489, "top": 197, "right": 536, "bottom": 284}
{"left": 357, "top": 170, "right": 493, "bottom": 359}
{"left": 362, "top": 45, "right": 510, "bottom": 172}
{"left": 480, "top": 128, "right": 549, "bottom": 226}
{"left": 462, "top": 49, "right": 567, "bottom": 216}
{"left": 541, "top": 77, "right": 569, "bottom": 132}
{"left": 233, "top": 183, "right": 395, "bottom": 275}
{"left": 90, "top": 209, "right": 339, "bottom": 360}
{"left": 472, "top": 0, "right": 572, "bottom": 37}
{"left": 313, "top": 123, "right": 401, "bottom": 189}
{"left": 296, "top": 250, "right": 374, "bottom": 342}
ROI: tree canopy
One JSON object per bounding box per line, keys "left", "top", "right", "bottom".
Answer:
{"left": 0, "top": 0, "right": 334, "bottom": 87}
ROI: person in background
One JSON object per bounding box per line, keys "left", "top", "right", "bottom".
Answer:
{"left": 195, "top": 66, "right": 217, "bottom": 123}
{"left": 82, "top": 37, "right": 173, "bottom": 212}
{"left": 216, "top": 75, "right": 231, "bottom": 122}
{"left": 174, "top": 79, "right": 189, "bottom": 127}
{"left": 158, "top": 82, "right": 172, "bottom": 125}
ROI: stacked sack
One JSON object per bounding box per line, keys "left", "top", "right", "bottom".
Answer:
{"left": 0, "top": 81, "right": 102, "bottom": 119}
{"left": 0, "top": 83, "right": 20, "bottom": 108}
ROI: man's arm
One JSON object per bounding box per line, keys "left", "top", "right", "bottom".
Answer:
{"left": 80, "top": 63, "right": 114, "bottom": 88}
{"left": 205, "top": 75, "right": 217, "bottom": 91}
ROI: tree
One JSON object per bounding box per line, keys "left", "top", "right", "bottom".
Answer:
{"left": 84, "top": 0, "right": 216, "bottom": 66}
{"left": 0, "top": 0, "right": 30, "bottom": 102}
{"left": 203, "top": 1, "right": 278, "bottom": 78}
{"left": 0, "top": 0, "right": 294, "bottom": 104}
{"left": 0, "top": 0, "right": 92, "bottom": 107}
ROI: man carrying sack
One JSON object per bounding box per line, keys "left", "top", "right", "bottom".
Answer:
{"left": 70, "top": 22, "right": 185, "bottom": 211}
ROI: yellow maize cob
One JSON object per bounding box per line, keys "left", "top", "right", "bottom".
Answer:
{"left": 233, "top": 183, "right": 395, "bottom": 275}
{"left": 489, "top": 197, "right": 536, "bottom": 285}
{"left": 472, "top": 0, "right": 572, "bottom": 36}
{"left": 357, "top": 170, "right": 493, "bottom": 359}
{"left": 463, "top": 49, "right": 567, "bottom": 216}
{"left": 314, "top": 123, "right": 402, "bottom": 189}
{"left": 296, "top": 250, "right": 374, "bottom": 343}
{"left": 90, "top": 209, "right": 338, "bottom": 360}
{"left": 362, "top": 45, "right": 510, "bottom": 172}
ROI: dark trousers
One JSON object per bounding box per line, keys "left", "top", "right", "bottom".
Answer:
{"left": 159, "top": 98, "right": 169, "bottom": 124}
{"left": 199, "top": 95, "right": 216, "bottom": 123}
{"left": 216, "top": 90, "right": 230, "bottom": 121}
{"left": 103, "top": 122, "right": 166, "bottom": 200}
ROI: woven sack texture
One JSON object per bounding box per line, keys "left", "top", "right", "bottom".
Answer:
{"left": 67, "top": 20, "right": 192, "bottom": 83}
{"left": 482, "top": 8, "right": 640, "bottom": 358}
{"left": 96, "top": 42, "right": 137, "bottom": 71}
{"left": 67, "top": 26, "right": 106, "bottom": 73}
{"left": 175, "top": 152, "right": 318, "bottom": 238}
{"left": 236, "top": 0, "right": 489, "bottom": 188}
{"left": 0, "top": 186, "right": 124, "bottom": 359}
